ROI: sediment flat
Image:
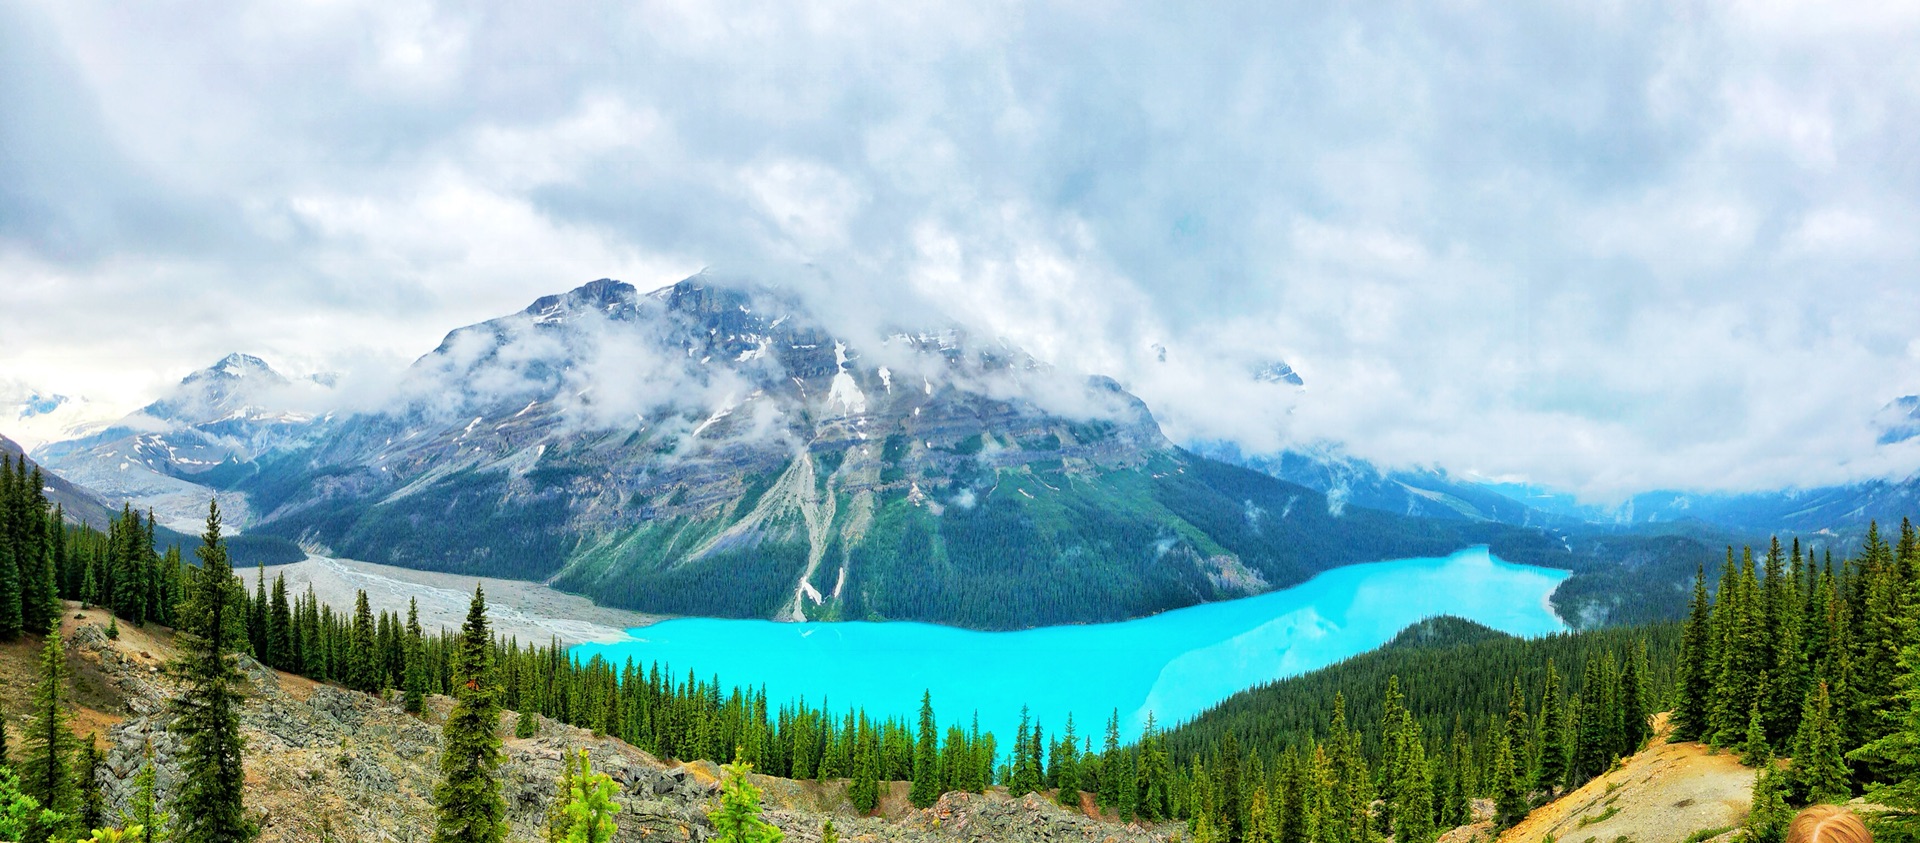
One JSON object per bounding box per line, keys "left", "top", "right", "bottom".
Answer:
{"left": 245, "top": 555, "right": 661, "bottom": 645}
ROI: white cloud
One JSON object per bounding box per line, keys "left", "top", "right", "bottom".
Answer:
{"left": 2, "top": 0, "right": 1918, "bottom": 499}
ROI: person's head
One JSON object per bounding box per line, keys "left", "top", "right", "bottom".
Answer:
{"left": 1786, "top": 805, "right": 1871, "bottom": 843}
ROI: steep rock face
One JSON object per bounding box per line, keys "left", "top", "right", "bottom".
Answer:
{"left": 230, "top": 276, "right": 1573, "bottom": 629}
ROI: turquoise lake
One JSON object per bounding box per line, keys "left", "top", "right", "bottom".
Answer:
{"left": 571, "top": 546, "right": 1569, "bottom": 745}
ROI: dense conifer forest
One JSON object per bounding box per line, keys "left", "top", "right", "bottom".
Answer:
{"left": 4, "top": 457, "right": 1920, "bottom": 841}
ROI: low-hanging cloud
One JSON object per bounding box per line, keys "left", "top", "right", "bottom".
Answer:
{"left": 3, "top": 0, "right": 1919, "bottom": 501}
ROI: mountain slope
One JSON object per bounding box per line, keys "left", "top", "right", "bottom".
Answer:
{"left": 0, "top": 431, "right": 118, "bottom": 527}
{"left": 35, "top": 352, "right": 333, "bottom": 532}
{"left": 218, "top": 277, "right": 1586, "bottom": 629}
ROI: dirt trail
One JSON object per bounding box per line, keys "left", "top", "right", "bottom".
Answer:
{"left": 1497, "top": 714, "right": 1754, "bottom": 843}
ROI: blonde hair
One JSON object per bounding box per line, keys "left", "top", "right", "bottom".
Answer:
{"left": 1786, "top": 805, "right": 1871, "bottom": 843}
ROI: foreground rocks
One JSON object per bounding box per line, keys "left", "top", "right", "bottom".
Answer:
{"left": 67, "top": 617, "right": 1176, "bottom": 843}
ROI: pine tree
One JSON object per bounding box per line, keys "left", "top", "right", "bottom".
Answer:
{"left": 708, "top": 754, "right": 783, "bottom": 843}
{"left": 117, "top": 740, "right": 170, "bottom": 843}
{"left": 268, "top": 574, "right": 294, "bottom": 673}
{"left": 1098, "top": 710, "right": 1121, "bottom": 810}
{"left": 1491, "top": 733, "right": 1526, "bottom": 830}
{"left": 433, "top": 586, "right": 506, "bottom": 843}
{"left": 1849, "top": 630, "right": 1920, "bottom": 835}
{"left": 20, "top": 468, "right": 53, "bottom": 637}
{"left": 1054, "top": 715, "right": 1080, "bottom": 808}
{"left": 909, "top": 691, "right": 939, "bottom": 808}
{"left": 555, "top": 749, "right": 619, "bottom": 843}
{"left": 1743, "top": 767, "right": 1792, "bottom": 843}
{"left": 1740, "top": 699, "right": 1770, "bottom": 767}
{"left": 819, "top": 819, "right": 838, "bottom": 843}
{"left": 349, "top": 591, "right": 378, "bottom": 693}
{"left": 77, "top": 737, "right": 103, "bottom": 833}
{"left": 1535, "top": 659, "right": 1567, "bottom": 795}
{"left": 170, "top": 501, "right": 254, "bottom": 843}
{"left": 1789, "top": 681, "right": 1849, "bottom": 804}
{"left": 1620, "top": 640, "right": 1652, "bottom": 753}
{"left": 1389, "top": 715, "right": 1433, "bottom": 843}
{"left": 1009, "top": 708, "right": 1038, "bottom": 797}
{"left": 20, "top": 629, "right": 79, "bottom": 843}
{"left": 0, "top": 461, "right": 20, "bottom": 642}
{"left": 405, "top": 599, "right": 429, "bottom": 715}
{"left": 849, "top": 722, "right": 879, "bottom": 814}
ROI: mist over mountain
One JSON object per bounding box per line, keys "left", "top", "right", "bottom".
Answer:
{"left": 6, "top": 275, "right": 1599, "bottom": 629}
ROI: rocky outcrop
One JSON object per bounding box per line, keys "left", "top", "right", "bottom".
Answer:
{"left": 71, "top": 617, "right": 1175, "bottom": 843}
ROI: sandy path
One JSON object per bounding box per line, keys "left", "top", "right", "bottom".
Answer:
{"left": 1498, "top": 714, "right": 1754, "bottom": 843}
{"left": 240, "top": 555, "right": 662, "bottom": 645}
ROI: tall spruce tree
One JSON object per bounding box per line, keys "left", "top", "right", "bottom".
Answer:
{"left": 1535, "top": 660, "right": 1568, "bottom": 795}
{"left": 170, "top": 500, "right": 254, "bottom": 843}
{"left": 1789, "top": 681, "right": 1850, "bottom": 804}
{"left": 405, "top": 599, "right": 429, "bottom": 715}
{"left": 20, "top": 629, "right": 79, "bottom": 843}
{"left": 1620, "top": 640, "right": 1652, "bottom": 753}
{"left": 1389, "top": 714, "right": 1433, "bottom": 843}
{"left": 909, "top": 691, "right": 939, "bottom": 808}
{"left": 848, "top": 720, "right": 879, "bottom": 814}
{"left": 0, "top": 458, "right": 20, "bottom": 642}
{"left": 432, "top": 586, "right": 507, "bottom": 843}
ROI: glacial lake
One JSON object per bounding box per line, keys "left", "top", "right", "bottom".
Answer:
{"left": 570, "top": 546, "right": 1569, "bottom": 745}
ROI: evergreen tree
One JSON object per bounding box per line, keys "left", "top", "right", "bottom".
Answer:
{"left": 819, "top": 819, "right": 838, "bottom": 843}
{"left": 117, "top": 740, "right": 170, "bottom": 843}
{"left": 20, "top": 468, "right": 53, "bottom": 638}
{"left": 1099, "top": 711, "right": 1122, "bottom": 810}
{"left": 708, "top": 755, "right": 782, "bottom": 843}
{"left": 1534, "top": 660, "right": 1567, "bottom": 795}
{"left": 268, "top": 575, "right": 294, "bottom": 674}
{"left": 1788, "top": 681, "right": 1849, "bottom": 804}
{"left": 1491, "top": 733, "right": 1526, "bottom": 830}
{"left": 1620, "top": 640, "right": 1651, "bottom": 753}
{"left": 349, "top": 591, "right": 378, "bottom": 693}
{"left": 1388, "top": 715, "right": 1432, "bottom": 843}
{"left": 1742, "top": 767, "right": 1792, "bottom": 843}
{"left": 1740, "top": 700, "right": 1770, "bottom": 766}
{"left": 1009, "top": 707, "right": 1038, "bottom": 797}
{"left": 545, "top": 747, "right": 579, "bottom": 843}
{"left": 1849, "top": 632, "right": 1920, "bottom": 836}
{"left": 77, "top": 737, "right": 103, "bottom": 834}
{"left": 849, "top": 722, "right": 879, "bottom": 814}
{"left": 1054, "top": 715, "right": 1081, "bottom": 808}
{"left": 404, "top": 599, "right": 428, "bottom": 716}
{"left": 0, "top": 465, "right": 20, "bottom": 642}
{"left": 909, "top": 691, "right": 939, "bottom": 808}
{"left": 558, "top": 750, "right": 620, "bottom": 843}
{"left": 20, "top": 629, "right": 79, "bottom": 843}
{"left": 169, "top": 501, "right": 254, "bottom": 843}
{"left": 432, "top": 586, "right": 506, "bottom": 843}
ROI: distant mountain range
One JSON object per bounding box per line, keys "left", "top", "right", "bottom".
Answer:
{"left": 10, "top": 275, "right": 1916, "bottom": 629}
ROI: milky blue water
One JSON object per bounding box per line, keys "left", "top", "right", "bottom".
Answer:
{"left": 571, "top": 546, "right": 1569, "bottom": 744}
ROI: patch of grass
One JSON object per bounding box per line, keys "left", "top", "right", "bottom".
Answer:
{"left": 1577, "top": 806, "right": 1621, "bottom": 828}
{"left": 1681, "top": 827, "right": 1734, "bottom": 843}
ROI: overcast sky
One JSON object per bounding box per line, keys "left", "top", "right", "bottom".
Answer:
{"left": 3, "top": 0, "right": 1919, "bottom": 500}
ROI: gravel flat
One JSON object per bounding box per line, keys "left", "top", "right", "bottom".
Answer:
{"left": 241, "top": 555, "right": 662, "bottom": 645}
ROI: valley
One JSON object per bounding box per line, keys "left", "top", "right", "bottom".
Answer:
{"left": 570, "top": 546, "right": 1568, "bottom": 747}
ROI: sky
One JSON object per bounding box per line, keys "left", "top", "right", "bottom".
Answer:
{"left": 2, "top": 0, "right": 1919, "bottom": 501}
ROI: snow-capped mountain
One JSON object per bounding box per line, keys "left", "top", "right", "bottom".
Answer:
{"left": 216, "top": 276, "right": 1572, "bottom": 628}
{"left": 0, "top": 380, "right": 124, "bottom": 451}
{"left": 34, "top": 353, "right": 334, "bottom": 531}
